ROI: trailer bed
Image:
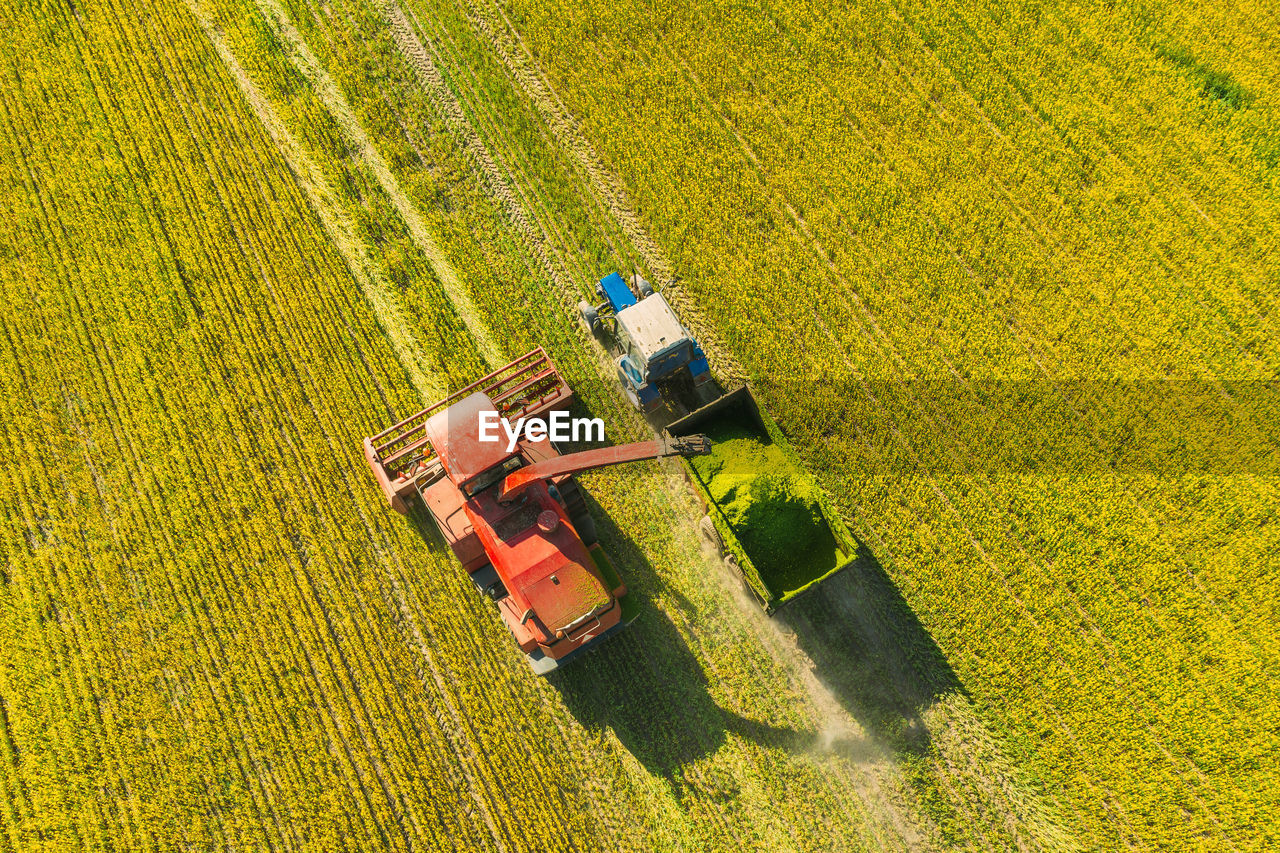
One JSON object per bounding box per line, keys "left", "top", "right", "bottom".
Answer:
{"left": 668, "top": 386, "right": 856, "bottom": 613}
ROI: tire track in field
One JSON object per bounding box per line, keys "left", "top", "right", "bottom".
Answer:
{"left": 158, "top": 73, "right": 501, "bottom": 843}
{"left": 186, "top": 0, "right": 444, "bottom": 404}
{"left": 377, "top": 0, "right": 579, "bottom": 297}
{"left": 375, "top": 0, "right": 656, "bottom": 431}
{"left": 460, "top": 0, "right": 666, "bottom": 280}
{"left": 376, "top": 0, "right": 672, "bottom": 429}
{"left": 436, "top": 0, "right": 745, "bottom": 383}
{"left": 251, "top": 0, "right": 505, "bottom": 370}
{"left": 179, "top": 97, "right": 522, "bottom": 852}
{"left": 381, "top": 0, "right": 690, "bottom": 429}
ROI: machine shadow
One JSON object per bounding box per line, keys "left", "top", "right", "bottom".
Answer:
{"left": 547, "top": 496, "right": 806, "bottom": 783}
{"left": 774, "top": 542, "right": 965, "bottom": 758}
{"left": 396, "top": 389, "right": 957, "bottom": 778}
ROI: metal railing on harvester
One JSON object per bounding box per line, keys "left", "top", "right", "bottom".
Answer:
{"left": 362, "top": 348, "right": 573, "bottom": 513}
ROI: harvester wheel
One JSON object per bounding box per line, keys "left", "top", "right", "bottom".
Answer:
{"left": 572, "top": 513, "right": 598, "bottom": 546}
{"left": 621, "top": 381, "right": 641, "bottom": 410}
{"left": 699, "top": 514, "right": 724, "bottom": 556}
{"left": 578, "top": 300, "right": 602, "bottom": 336}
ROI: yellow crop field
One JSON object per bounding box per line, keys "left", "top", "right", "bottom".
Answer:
{"left": 0, "top": 0, "right": 1274, "bottom": 850}
{"left": 426, "top": 0, "right": 1280, "bottom": 847}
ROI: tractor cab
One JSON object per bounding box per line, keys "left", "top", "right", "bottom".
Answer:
{"left": 578, "top": 272, "right": 713, "bottom": 413}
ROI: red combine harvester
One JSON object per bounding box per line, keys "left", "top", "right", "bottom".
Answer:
{"left": 363, "top": 349, "right": 708, "bottom": 674}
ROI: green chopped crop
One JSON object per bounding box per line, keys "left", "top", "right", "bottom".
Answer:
{"left": 692, "top": 427, "right": 843, "bottom": 596}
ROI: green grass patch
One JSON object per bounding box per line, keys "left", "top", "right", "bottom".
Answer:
{"left": 1156, "top": 44, "right": 1251, "bottom": 109}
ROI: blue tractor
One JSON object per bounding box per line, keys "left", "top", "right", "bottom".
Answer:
{"left": 579, "top": 272, "right": 716, "bottom": 416}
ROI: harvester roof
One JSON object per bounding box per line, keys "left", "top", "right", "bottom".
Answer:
{"left": 616, "top": 293, "right": 691, "bottom": 362}
{"left": 425, "top": 391, "right": 513, "bottom": 486}
{"left": 465, "top": 481, "right": 613, "bottom": 637}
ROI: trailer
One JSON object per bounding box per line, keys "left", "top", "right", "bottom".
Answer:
{"left": 668, "top": 386, "right": 857, "bottom": 614}
{"left": 583, "top": 271, "right": 856, "bottom": 613}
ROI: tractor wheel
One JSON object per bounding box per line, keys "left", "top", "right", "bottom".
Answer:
{"left": 572, "top": 513, "right": 598, "bottom": 546}
{"left": 578, "top": 300, "right": 601, "bottom": 336}
{"left": 631, "top": 273, "right": 655, "bottom": 299}
{"left": 699, "top": 514, "right": 724, "bottom": 556}
{"left": 623, "top": 385, "right": 641, "bottom": 410}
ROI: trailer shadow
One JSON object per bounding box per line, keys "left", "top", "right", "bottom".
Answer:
{"left": 547, "top": 498, "right": 805, "bottom": 784}
{"left": 545, "top": 504, "right": 965, "bottom": 787}
{"left": 774, "top": 542, "right": 965, "bottom": 759}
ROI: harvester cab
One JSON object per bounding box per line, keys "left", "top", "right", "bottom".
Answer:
{"left": 578, "top": 272, "right": 715, "bottom": 415}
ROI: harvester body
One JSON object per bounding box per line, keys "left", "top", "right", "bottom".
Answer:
{"left": 363, "top": 348, "right": 708, "bottom": 674}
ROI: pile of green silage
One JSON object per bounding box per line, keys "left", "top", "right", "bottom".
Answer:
{"left": 690, "top": 426, "right": 843, "bottom": 595}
